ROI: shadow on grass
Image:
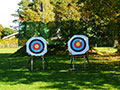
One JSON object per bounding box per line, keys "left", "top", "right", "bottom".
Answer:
{"left": 0, "top": 54, "right": 120, "bottom": 89}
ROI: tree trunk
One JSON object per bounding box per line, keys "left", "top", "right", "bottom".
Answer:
{"left": 114, "top": 40, "right": 118, "bottom": 48}
{"left": 117, "top": 28, "right": 120, "bottom": 53}
{"left": 118, "top": 45, "right": 120, "bottom": 52}
{"left": 118, "top": 40, "right": 120, "bottom": 53}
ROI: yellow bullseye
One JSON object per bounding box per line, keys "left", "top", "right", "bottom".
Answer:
{"left": 76, "top": 42, "right": 80, "bottom": 46}
{"left": 35, "top": 44, "right": 39, "bottom": 48}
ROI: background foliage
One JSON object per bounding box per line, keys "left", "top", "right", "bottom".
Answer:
{"left": 1, "top": 27, "right": 17, "bottom": 38}
{"left": 11, "top": 0, "right": 120, "bottom": 51}
{"left": 0, "top": 24, "right": 17, "bottom": 39}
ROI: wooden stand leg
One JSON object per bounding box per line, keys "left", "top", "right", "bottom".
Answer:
{"left": 72, "top": 56, "right": 75, "bottom": 70}
{"left": 70, "top": 56, "right": 75, "bottom": 70}
{"left": 84, "top": 55, "right": 86, "bottom": 70}
{"left": 42, "top": 56, "right": 44, "bottom": 70}
{"left": 86, "top": 56, "right": 90, "bottom": 65}
{"left": 44, "top": 56, "right": 48, "bottom": 68}
{"left": 70, "top": 57, "right": 73, "bottom": 68}
{"left": 30, "top": 56, "right": 33, "bottom": 71}
{"left": 71, "top": 56, "right": 75, "bottom": 70}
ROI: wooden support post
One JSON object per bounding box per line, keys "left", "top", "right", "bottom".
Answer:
{"left": 42, "top": 56, "right": 45, "bottom": 70}
{"left": 30, "top": 56, "right": 33, "bottom": 71}
{"left": 84, "top": 55, "right": 86, "bottom": 70}
{"left": 72, "top": 56, "right": 75, "bottom": 70}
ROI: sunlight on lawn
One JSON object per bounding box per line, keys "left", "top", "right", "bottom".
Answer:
{"left": 94, "top": 47, "right": 117, "bottom": 53}
{"left": 0, "top": 48, "right": 18, "bottom": 53}
{"left": 0, "top": 48, "right": 120, "bottom": 90}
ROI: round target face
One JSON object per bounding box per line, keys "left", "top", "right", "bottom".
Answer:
{"left": 68, "top": 35, "right": 89, "bottom": 55}
{"left": 26, "top": 37, "right": 47, "bottom": 56}
{"left": 71, "top": 37, "right": 86, "bottom": 52}
{"left": 29, "top": 39, "right": 44, "bottom": 54}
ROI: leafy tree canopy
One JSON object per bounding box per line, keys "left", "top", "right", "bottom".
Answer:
{"left": 18, "top": 0, "right": 55, "bottom": 23}
{"left": 0, "top": 24, "right": 4, "bottom": 39}
{"left": 2, "top": 27, "right": 17, "bottom": 38}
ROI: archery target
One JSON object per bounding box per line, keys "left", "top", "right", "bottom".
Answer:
{"left": 68, "top": 35, "right": 89, "bottom": 55}
{"left": 26, "top": 37, "right": 47, "bottom": 56}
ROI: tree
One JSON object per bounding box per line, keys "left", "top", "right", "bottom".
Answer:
{"left": 16, "top": 0, "right": 120, "bottom": 47}
{"left": 18, "top": 0, "right": 55, "bottom": 23}
{"left": 52, "top": 0, "right": 81, "bottom": 21}
{"left": 114, "top": 0, "right": 120, "bottom": 52}
{"left": 0, "top": 24, "right": 4, "bottom": 39}
{"left": 77, "top": 0, "right": 120, "bottom": 47}
{"left": 2, "top": 27, "right": 17, "bottom": 38}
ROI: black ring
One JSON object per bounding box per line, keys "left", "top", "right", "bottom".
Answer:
{"left": 29, "top": 39, "right": 44, "bottom": 54}
{"left": 70, "top": 37, "right": 86, "bottom": 52}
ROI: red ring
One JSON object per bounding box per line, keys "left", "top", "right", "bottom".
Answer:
{"left": 33, "top": 43, "right": 41, "bottom": 50}
{"left": 74, "top": 41, "right": 82, "bottom": 48}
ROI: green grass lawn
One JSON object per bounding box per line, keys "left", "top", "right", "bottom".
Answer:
{"left": 0, "top": 48, "right": 120, "bottom": 90}
{"left": 0, "top": 48, "right": 18, "bottom": 53}
{"left": 94, "top": 47, "right": 117, "bottom": 53}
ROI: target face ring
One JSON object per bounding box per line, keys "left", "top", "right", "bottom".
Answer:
{"left": 33, "top": 43, "right": 41, "bottom": 50}
{"left": 71, "top": 37, "right": 86, "bottom": 52}
{"left": 26, "top": 37, "right": 47, "bottom": 56}
{"left": 68, "top": 35, "right": 89, "bottom": 55}
{"left": 29, "top": 39, "right": 44, "bottom": 54}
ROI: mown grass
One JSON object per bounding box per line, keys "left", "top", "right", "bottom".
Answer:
{"left": 0, "top": 48, "right": 120, "bottom": 90}
{"left": 94, "top": 47, "right": 117, "bottom": 53}
{"left": 0, "top": 48, "right": 18, "bottom": 53}
{"left": 0, "top": 39, "right": 18, "bottom": 48}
